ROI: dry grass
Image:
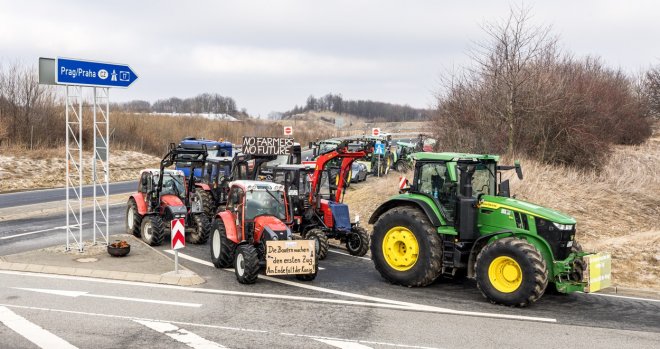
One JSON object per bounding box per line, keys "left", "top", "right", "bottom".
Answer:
{"left": 344, "top": 124, "right": 660, "bottom": 289}
{"left": 0, "top": 147, "right": 160, "bottom": 192}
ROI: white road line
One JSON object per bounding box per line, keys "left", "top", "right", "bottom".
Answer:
{"left": 163, "top": 249, "right": 326, "bottom": 270}
{"left": 13, "top": 287, "right": 202, "bottom": 308}
{"left": 0, "top": 303, "right": 437, "bottom": 349}
{"left": 164, "top": 251, "right": 556, "bottom": 323}
{"left": 0, "top": 224, "right": 86, "bottom": 241}
{"left": 313, "top": 338, "right": 373, "bottom": 349}
{"left": 0, "top": 305, "right": 78, "bottom": 349}
{"left": 584, "top": 292, "right": 660, "bottom": 303}
{"left": 328, "top": 248, "right": 371, "bottom": 261}
{"left": 135, "top": 320, "right": 227, "bottom": 349}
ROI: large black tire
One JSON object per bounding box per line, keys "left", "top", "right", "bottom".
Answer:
{"left": 306, "top": 229, "right": 329, "bottom": 260}
{"left": 234, "top": 244, "right": 260, "bottom": 284}
{"left": 295, "top": 254, "right": 318, "bottom": 282}
{"left": 346, "top": 226, "right": 370, "bottom": 256}
{"left": 126, "top": 199, "right": 142, "bottom": 237}
{"left": 210, "top": 218, "right": 236, "bottom": 268}
{"left": 395, "top": 160, "right": 408, "bottom": 173}
{"left": 188, "top": 214, "right": 211, "bottom": 244}
{"left": 370, "top": 207, "right": 443, "bottom": 287}
{"left": 140, "top": 215, "right": 165, "bottom": 246}
{"left": 475, "top": 237, "right": 548, "bottom": 307}
{"left": 193, "top": 190, "right": 215, "bottom": 217}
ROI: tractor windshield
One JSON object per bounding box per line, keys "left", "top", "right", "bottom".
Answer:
{"left": 245, "top": 190, "right": 287, "bottom": 221}
{"left": 157, "top": 174, "right": 185, "bottom": 197}
{"left": 466, "top": 162, "right": 496, "bottom": 196}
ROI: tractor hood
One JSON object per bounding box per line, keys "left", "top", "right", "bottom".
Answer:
{"left": 254, "top": 215, "right": 288, "bottom": 232}
{"left": 160, "top": 194, "right": 184, "bottom": 208}
{"left": 479, "top": 195, "right": 576, "bottom": 225}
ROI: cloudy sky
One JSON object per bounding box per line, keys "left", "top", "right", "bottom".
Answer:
{"left": 1, "top": 0, "right": 658, "bottom": 116}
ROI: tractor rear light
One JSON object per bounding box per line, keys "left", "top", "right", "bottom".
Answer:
{"left": 553, "top": 222, "right": 574, "bottom": 231}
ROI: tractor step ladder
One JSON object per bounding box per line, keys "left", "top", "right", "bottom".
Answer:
{"left": 442, "top": 240, "right": 456, "bottom": 272}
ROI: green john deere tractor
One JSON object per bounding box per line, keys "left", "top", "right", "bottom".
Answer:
{"left": 369, "top": 152, "right": 611, "bottom": 306}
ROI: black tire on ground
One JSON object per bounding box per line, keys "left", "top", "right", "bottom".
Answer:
{"left": 188, "top": 214, "right": 211, "bottom": 244}
{"left": 346, "top": 226, "right": 370, "bottom": 256}
{"left": 193, "top": 190, "right": 215, "bottom": 217}
{"left": 475, "top": 237, "right": 548, "bottom": 307}
{"left": 140, "top": 215, "right": 165, "bottom": 246}
{"left": 395, "top": 160, "right": 407, "bottom": 173}
{"left": 234, "top": 244, "right": 260, "bottom": 284}
{"left": 295, "top": 255, "right": 318, "bottom": 282}
{"left": 210, "top": 218, "right": 236, "bottom": 268}
{"left": 126, "top": 199, "right": 142, "bottom": 237}
{"left": 370, "top": 206, "right": 443, "bottom": 287}
{"left": 306, "top": 229, "right": 329, "bottom": 260}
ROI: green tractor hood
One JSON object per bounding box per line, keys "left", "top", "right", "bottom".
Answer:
{"left": 480, "top": 195, "right": 576, "bottom": 225}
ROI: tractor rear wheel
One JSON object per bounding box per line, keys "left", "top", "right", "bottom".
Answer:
{"left": 193, "top": 190, "right": 215, "bottom": 217}
{"left": 140, "top": 215, "right": 165, "bottom": 246}
{"left": 475, "top": 237, "right": 548, "bottom": 307}
{"left": 126, "top": 199, "right": 142, "bottom": 237}
{"left": 234, "top": 244, "right": 260, "bottom": 284}
{"left": 188, "top": 214, "right": 210, "bottom": 244}
{"left": 306, "top": 229, "right": 329, "bottom": 260}
{"left": 371, "top": 207, "right": 443, "bottom": 287}
{"left": 346, "top": 226, "right": 369, "bottom": 256}
{"left": 210, "top": 218, "right": 236, "bottom": 268}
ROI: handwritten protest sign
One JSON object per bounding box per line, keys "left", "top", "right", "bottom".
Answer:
{"left": 242, "top": 137, "right": 294, "bottom": 156}
{"left": 265, "top": 240, "right": 316, "bottom": 275}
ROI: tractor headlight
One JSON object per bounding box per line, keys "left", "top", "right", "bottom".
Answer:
{"left": 552, "top": 222, "right": 574, "bottom": 231}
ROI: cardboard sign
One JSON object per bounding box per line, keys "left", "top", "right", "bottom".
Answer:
{"left": 284, "top": 126, "right": 293, "bottom": 136}
{"left": 265, "top": 240, "right": 316, "bottom": 275}
{"left": 242, "top": 137, "right": 294, "bottom": 155}
{"left": 583, "top": 252, "right": 612, "bottom": 292}
{"left": 171, "top": 218, "right": 185, "bottom": 250}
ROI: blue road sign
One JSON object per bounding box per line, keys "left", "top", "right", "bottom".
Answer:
{"left": 374, "top": 143, "right": 385, "bottom": 155}
{"left": 56, "top": 58, "right": 138, "bottom": 88}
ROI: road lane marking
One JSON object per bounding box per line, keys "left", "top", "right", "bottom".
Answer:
{"left": 0, "top": 224, "right": 86, "bottom": 241}
{"left": 135, "top": 320, "right": 227, "bottom": 349}
{"left": 13, "top": 287, "right": 202, "bottom": 308}
{"left": 0, "top": 305, "right": 78, "bottom": 349}
{"left": 313, "top": 338, "right": 373, "bottom": 348}
{"left": 0, "top": 303, "right": 437, "bottom": 349}
{"left": 583, "top": 292, "right": 660, "bottom": 303}
{"left": 165, "top": 251, "right": 557, "bottom": 323}
{"left": 328, "top": 248, "right": 371, "bottom": 261}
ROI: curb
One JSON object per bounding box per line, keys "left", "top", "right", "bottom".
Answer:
{"left": 0, "top": 261, "right": 205, "bottom": 286}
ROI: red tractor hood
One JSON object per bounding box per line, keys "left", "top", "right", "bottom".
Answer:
{"left": 160, "top": 194, "right": 184, "bottom": 208}
{"left": 254, "top": 215, "right": 288, "bottom": 242}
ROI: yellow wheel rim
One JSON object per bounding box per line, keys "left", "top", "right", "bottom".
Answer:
{"left": 382, "top": 226, "right": 419, "bottom": 271}
{"left": 488, "top": 256, "right": 522, "bottom": 293}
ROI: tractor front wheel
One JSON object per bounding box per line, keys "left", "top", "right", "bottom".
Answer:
{"left": 306, "top": 229, "right": 329, "bottom": 260}
{"left": 346, "top": 226, "right": 369, "bottom": 256}
{"left": 234, "top": 244, "right": 260, "bottom": 284}
{"left": 371, "top": 207, "right": 443, "bottom": 287}
{"left": 210, "top": 218, "right": 236, "bottom": 268}
{"left": 140, "top": 215, "right": 165, "bottom": 246}
{"left": 188, "top": 214, "right": 210, "bottom": 244}
{"left": 475, "top": 237, "right": 548, "bottom": 307}
{"left": 126, "top": 199, "right": 142, "bottom": 237}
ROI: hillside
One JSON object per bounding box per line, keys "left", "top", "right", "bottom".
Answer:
{"left": 344, "top": 123, "right": 660, "bottom": 290}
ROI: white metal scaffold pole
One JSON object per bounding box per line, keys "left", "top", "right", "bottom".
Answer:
{"left": 92, "top": 87, "right": 110, "bottom": 245}
{"left": 65, "top": 85, "right": 84, "bottom": 252}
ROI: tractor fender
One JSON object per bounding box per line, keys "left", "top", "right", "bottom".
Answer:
{"left": 195, "top": 183, "right": 211, "bottom": 191}
{"left": 217, "top": 211, "right": 240, "bottom": 243}
{"left": 368, "top": 198, "right": 443, "bottom": 227}
{"left": 466, "top": 231, "right": 555, "bottom": 279}
{"left": 129, "top": 193, "right": 148, "bottom": 215}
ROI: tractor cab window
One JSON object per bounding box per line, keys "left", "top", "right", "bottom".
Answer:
{"left": 227, "top": 186, "right": 244, "bottom": 213}
{"left": 457, "top": 162, "right": 496, "bottom": 197}
{"left": 417, "top": 162, "right": 456, "bottom": 218}
{"left": 158, "top": 174, "right": 185, "bottom": 197}
{"left": 245, "top": 190, "right": 286, "bottom": 221}
{"left": 317, "top": 170, "right": 332, "bottom": 200}
{"left": 138, "top": 172, "right": 151, "bottom": 193}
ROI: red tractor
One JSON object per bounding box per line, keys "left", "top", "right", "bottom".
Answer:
{"left": 126, "top": 145, "right": 211, "bottom": 246}
{"left": 299, "top": 140, "right": 373, "bottom": 260}
{"left": 209, "top": 180, "right": 318, "bottom": 284}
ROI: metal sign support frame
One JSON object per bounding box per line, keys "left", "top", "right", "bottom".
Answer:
{"left": 65, "top": 86, "right": 84, "bottom": 252}
{"left": 92, "top": 87, "right": 110, "bottom": 246}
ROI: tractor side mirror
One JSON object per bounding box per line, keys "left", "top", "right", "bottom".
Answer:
{"left": 498, "top": 179, "right": 511, "bottom": 198}
{"left": 514, "top": 160, "right": 523, "bottom": 180}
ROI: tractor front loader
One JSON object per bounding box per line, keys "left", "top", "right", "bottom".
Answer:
{"left": 126, "top": 144, "right": 212, "bottom": 246}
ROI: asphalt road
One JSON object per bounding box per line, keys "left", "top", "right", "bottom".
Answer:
{"left": 0, "top": 181, "right": 135, "bottom": 209}
{"left": 1, "top": 187, "right": 659, "bottom": 348}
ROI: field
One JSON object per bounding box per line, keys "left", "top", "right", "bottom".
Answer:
{"left": 344, "top": 124, "right": 660, "bottom": 290}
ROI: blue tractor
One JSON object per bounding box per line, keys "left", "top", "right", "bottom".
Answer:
{"left": 176, "top": 137, "right": 234, "bottom": 216}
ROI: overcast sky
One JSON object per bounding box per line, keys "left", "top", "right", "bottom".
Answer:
{"left": 1, "top": 0, "right": 658, "bottom": 117}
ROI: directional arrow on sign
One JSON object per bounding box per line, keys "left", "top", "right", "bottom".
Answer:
{"left": 56, "top": 57, "right": 138, "bottom": 88}
{"left": 171, "top": 218, "right": 185, "bottom": 250}
{"left": 13, "top": 287, "right": 201, "bottom": 307}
